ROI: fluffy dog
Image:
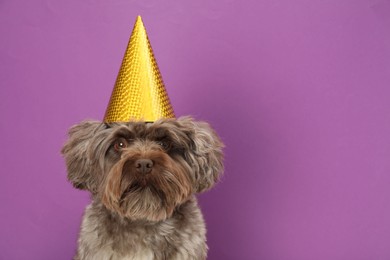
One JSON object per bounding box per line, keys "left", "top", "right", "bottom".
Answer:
{"left": 62, "top": 116, "right": 224, "bottom": 260}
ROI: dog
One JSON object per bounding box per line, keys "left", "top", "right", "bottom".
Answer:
{"left": 62, "top": 116, "right": 224, "bottom": 260}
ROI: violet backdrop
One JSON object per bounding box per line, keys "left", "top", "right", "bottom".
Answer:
{"left": 1, "top": 0, "right": 390, "bottom": 259}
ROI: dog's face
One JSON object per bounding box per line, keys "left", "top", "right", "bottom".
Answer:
{"left": 62, "top": 117, "right": 224, "bottom": 221}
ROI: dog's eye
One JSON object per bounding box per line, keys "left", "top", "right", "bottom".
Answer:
{"left": 114, "top": 138, "right": 128, "bottom": 151}
{"left": 157, "top": 140, "right": 171, "bottom": 150}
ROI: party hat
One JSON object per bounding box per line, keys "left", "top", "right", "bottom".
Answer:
{"left": 104, "top": 16, "right": 175, "bottom": 122}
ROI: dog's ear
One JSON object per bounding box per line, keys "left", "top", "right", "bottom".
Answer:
{"left": 61, "top": 120, "right": 103, "bottom": 192}
{"left": 177, "top": 117, "right": 224, "bottom": 193}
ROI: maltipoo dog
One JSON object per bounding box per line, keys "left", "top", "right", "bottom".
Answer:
{"left": 62, "top": 117, "right": 224, "bottom": 260}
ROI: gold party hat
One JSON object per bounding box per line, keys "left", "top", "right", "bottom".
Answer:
{"left": 104, "top": 16, "right": 175, "bottom": 122}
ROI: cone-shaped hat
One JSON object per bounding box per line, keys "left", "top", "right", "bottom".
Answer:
{"left": 104, "top": 16, "right": 175, "bottom": 122}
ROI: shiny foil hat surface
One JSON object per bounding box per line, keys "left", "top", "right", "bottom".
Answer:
{"left": 104, "top": 16, "right": 175, "bottom": 123}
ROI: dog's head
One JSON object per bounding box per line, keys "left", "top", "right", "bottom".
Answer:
{"left": 61, "top": 117, "right": 224, "bottom": 221}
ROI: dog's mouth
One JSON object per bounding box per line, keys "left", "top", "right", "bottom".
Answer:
{"left": 121, "top": 182, "right": 140, "bottom": 195}
{"left": 120, "top": 181, "right": 142, "bottom": 198}
{"left": 119, "top": 178, "right": 166, "bottom": 203}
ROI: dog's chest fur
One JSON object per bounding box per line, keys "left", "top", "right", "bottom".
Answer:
{"left": 75, "top": 197, "right": 207, "bottom": 260}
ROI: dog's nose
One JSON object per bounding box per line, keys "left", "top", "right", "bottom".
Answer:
{"left": 135, "top": 159, "right": 154, "bottom": 174}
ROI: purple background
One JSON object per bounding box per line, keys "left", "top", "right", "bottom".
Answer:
{"left": 1, "top": 0, "right": 390, "bottom": 259}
